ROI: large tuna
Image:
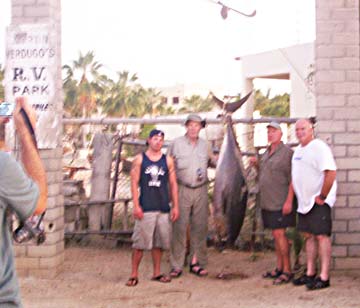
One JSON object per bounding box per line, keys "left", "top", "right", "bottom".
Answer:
{"left": 211, "top": 92, "right": 252, "bottom": 248}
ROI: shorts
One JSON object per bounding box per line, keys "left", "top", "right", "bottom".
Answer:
{"left": 261, "top": 209, "right": 296, "bottom": 230}
{"left": 297, "top": 203, "right": 332, "bottom": 236}
{"left": 131, "top": 211, "right": 171, "bottom": 250}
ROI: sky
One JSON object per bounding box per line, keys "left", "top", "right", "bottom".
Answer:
{"left": 0, "top": 0, "right": 315, "bottom": 95}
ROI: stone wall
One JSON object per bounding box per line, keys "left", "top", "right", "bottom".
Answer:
{"left": 315, "top": 0, "right": 360, "bottom": 269}
{"left": 10, "top": 0, "right": 64, "bottom": 277}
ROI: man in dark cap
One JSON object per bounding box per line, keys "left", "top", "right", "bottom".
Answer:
{"left": 168, "top": 114, "right": 213, "bottom": 278}
{"left": 126, "top": 129, "right": 179, "bottom": 286}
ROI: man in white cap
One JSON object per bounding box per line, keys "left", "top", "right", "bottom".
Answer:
{"left": 256, "top": 121, "right": 295, "bottom": 285}
{"left": 168, "top": 114, "right": 212, "bottom": 278}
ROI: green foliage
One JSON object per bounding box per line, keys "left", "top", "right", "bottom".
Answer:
{"left": 179, "top": 94, "right": 214, "bottom": 113}
{"left": 254, "top": 89, "right": 290, "bottom": 117}
{"left": 63, "top": 52, "right": 176, "bottom": 119}
{"left": 139, "top": 124, "right": 156, "bottom": 139}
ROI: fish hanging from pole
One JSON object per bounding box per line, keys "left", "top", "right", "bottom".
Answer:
{"left": 211, "top": 91, "right": 252, "bottom": 248}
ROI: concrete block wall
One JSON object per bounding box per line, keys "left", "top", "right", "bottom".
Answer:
{"left": 315, "top": 0, "right": 360, "bottom": 269}
{"left": 10, "top": 0, "right": 64, "bottom": 277}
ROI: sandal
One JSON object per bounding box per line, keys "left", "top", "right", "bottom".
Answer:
{"left": 169, "top": 268, "right": 183, "bottom": 278}
{"left": 273, "top": 272, "right": 293, "bottom": 285}
{"left": 151, "top": 274, "right": 171, "bottom": 283}
{"left": 125, "top": 277, "right": 138, "bottom": 287}
{"left": 189, "top": 263, "right": 208, "bottom": 277}
{"left": 306, "top": 277, "right": 330, "bottom": 290}
{"left": 262, "top": 268, "right": 282, "bottom": 279}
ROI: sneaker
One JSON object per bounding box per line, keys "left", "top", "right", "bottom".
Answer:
{"left": 306, "top": 277, "right": 330, "bottom": 290}
{"left": 292, "top": 273, "right": 316, "bottom": 286}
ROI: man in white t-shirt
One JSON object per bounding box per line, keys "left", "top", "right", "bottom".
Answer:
{"left": 290, "top": 119, "right": 337, "bottom": 290}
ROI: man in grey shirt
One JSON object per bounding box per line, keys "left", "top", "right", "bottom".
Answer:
{"left": 255, "top": 122, "right": 295, "bottom": 285}
{"left": 168, "top": 114, "right": 211, "bottom": 278}
{"left": 0, "top": 98, "right": 46, "bottom": 307}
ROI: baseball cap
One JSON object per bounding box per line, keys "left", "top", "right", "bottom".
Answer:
{"left": 146, "top": 129, "right": 165, "bottom": 146}
{"left": 148, "top": 129, "right": 165, "bottom": 138}
{"left": 184, "top": 114, "right": 206, "bottom": 128}
{"left": 267, "top": 121, "right": 281, "bottom": 130}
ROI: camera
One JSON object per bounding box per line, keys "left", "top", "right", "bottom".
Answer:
{"left": 0, "top": 102, "right": 15, "bottom": 117}
{"left": 13, "top": 213, "right": 46, "bottom": 245}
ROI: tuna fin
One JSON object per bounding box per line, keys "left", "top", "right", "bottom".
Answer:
{"left": 224, "top": 91, "right": 252, "bottom": 113}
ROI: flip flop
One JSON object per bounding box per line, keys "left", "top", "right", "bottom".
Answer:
{"left": 125, "top": 277, "right": 138, "bottom": 287}
{"left": 273, "top": 272, "right": 293, "bottom": 285}
{"left": 151, "top": 274, "right": 171, "bottom": 283}
{"left": 262, "top": 268, "right": 282, "bottom": 279}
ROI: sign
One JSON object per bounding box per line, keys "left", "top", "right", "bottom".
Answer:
{"left": 4, "top": 24, "right": 60, "bottom": 149}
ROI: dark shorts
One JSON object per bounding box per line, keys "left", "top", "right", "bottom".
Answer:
{"left": 261, "top": 209, "right": 296, "bottom": 230}
{"left": 297, "top": 203, "right": 332, "bottom": 236}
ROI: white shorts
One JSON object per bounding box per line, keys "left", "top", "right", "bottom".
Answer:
{"left": 131, "top": 212, "right": 171, "bottom": 250}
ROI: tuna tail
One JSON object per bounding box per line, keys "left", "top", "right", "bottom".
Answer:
{"left": 224, "top": 92, "right": 252, "bottom": 113}
{"left": 211, "top": 91, "right": 252, "bottom": 113}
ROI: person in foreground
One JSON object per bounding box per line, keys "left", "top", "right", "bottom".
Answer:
{"left": 290, "top": 118, "right": 337, "bottom": 290}
{"left": 168, "top": 114, "right": 213, "bottom": 278}
{"left": 0, "top": 97, "right": 47, "bottom": 307}
{"left": 126, "top": 129, "right": 179, "bottom": 287}
{"left": 257, "top": 122, "right": 295, "bottom": 285}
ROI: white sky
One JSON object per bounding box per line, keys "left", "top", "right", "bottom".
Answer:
{"left": 0, "top": 0, "right": 315, "bottom": 95}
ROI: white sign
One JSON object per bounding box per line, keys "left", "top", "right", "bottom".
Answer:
{"left": 4, "top": 24, "right": 60, "bottom": 149}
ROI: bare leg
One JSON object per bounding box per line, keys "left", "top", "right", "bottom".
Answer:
{"left": 130, "top": 249, "right": 143, "bottom": 278}
{"left": 151, "top": 248, "right": 162, "bottom": 278}
{"left": 273, "top": 228, "right": 291, "bottom": 273}
{"left": 317, "top": 235, "right": 331, "bottom": 281}
{"left": 305, "top": 234, "right": 317, "bottom": 276}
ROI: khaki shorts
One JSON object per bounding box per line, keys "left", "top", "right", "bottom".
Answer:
{"left": 132, "top": 212, "right": 171, "bottom": 250}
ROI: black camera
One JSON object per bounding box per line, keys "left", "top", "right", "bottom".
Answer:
{"left": 13, "top": 213, "right": 46, "bottom": 245}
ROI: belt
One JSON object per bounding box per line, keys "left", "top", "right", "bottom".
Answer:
{"left": 177, "top": 179, "right": 208, "bottom": 189}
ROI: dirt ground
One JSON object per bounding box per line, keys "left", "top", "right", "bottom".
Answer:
{"left": 19, "top": 243, "right": 360, "bottom": 308}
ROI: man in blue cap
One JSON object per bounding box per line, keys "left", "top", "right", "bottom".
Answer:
{"left": 126, "top": 129, "right": 179, "bottom": 286}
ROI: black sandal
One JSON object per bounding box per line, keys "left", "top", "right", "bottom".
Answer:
{"left": 189, "top": 263, "right": 208, "bottom": 277}
{"left": 273, "top": 272, "right": 293, "bottom": 285}
{"left": 262, "top": 268, "right": 282, "bottom": 279}
{"left": 169, "top": 268, "right": 183, "bottom": 278}
{"left": 151, "top": 274, "right": 171, "bottom": 283}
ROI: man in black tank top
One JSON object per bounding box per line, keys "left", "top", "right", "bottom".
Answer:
{"left": 126, "top": 130, "right": 179, "bottom": 287}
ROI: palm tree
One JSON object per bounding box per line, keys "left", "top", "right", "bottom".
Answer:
{"left": 62, "top": 51, "right": 103, "bottom": 117}
{"left": 179, "top": 94, "right": 214, "bottom": 113}
{"left": 101, "top": 70, "right": 140, "bottom": 117}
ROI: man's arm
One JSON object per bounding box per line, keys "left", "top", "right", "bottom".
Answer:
{"left": 282, "top": 182, "right": 294, "bottom": 215}
{"left": 315, "top": 170, "right": 337, "bottom": 205}
{"left": 130, "top": 154, "right": 143, "bottom": 220}
{"left": 13, "top": 97, "right": 47, "bottom": 215}
{"left": 167, "top": 155, "right": 179, "bottom": 222}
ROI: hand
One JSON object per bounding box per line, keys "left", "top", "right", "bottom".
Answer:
{"left": 133, "top": 206, "right": 144, "bottom": 220}
{"left": 170, "top": 206, "right": 179, "bottom": 222}
{"left": 315, "top": 195, "right": 325, "bottom": 206}
{"left": 282, "top": 199, "right": 292, "bottom": 215}
{"left": 13, "top": 97, "right": 37, "bottom": 134}
{"left": 0, "top": 100, "right": 10, "bottom": 125}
